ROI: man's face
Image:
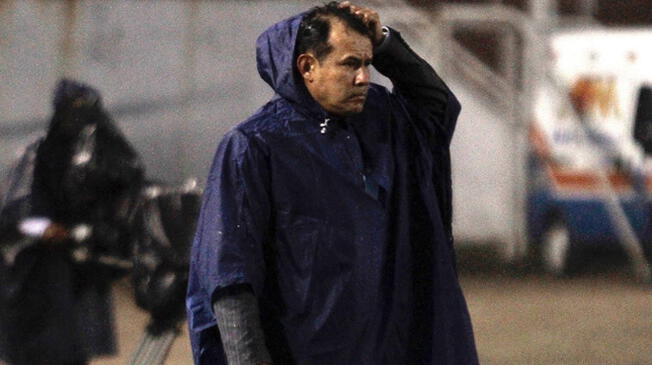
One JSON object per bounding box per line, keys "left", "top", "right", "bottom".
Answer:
{"left": 304, "top": 20, "right": 373, "bottom": 116}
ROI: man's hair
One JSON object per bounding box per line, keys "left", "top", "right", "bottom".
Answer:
{"left": 296, "top": 1, "right": 373, "bottom": 61}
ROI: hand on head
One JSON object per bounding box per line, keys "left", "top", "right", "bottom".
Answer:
{"left": 338, "top": 1, "right": 384, "bottom": 46}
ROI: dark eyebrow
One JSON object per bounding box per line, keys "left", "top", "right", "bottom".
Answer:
{"left": 340, "top": 55, "right": 373, "bottom": 64}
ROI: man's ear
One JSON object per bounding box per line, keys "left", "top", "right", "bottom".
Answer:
{"left": 297, "top": 54, "right": 316, "bottom": 82}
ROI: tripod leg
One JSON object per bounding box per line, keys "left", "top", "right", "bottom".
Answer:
{"left": 127, "top": 329, "right": 179, "bottom": 365}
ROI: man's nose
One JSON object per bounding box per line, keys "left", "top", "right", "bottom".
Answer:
{"left": 354, "top": 66, "right": 370, "bottom": 86}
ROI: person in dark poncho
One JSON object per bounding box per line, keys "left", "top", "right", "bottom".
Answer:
{"left": 0, "top": 79, "right": 144, "bottom": 365}
{"left": 186, "top": 2, "right": 479, "bottom": 364}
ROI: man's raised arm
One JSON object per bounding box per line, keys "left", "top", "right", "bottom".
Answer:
{"left": 338, "top": 1, "right": 460, "bottom": 146}
{"left": 373, "top": 27, "right": 460, "bottom": 146}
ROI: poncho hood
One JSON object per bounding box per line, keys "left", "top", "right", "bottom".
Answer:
{"left": 256, "top": 13, "right": 325, "bottom": 117}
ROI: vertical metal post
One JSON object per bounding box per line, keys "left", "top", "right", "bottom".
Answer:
{"left": 527, "top": 0, "right": 556, "bottom": 71}
{"left": 504, "top": 0, "right": 557, "bottom": 263}
{"left": 432, "top": 15, "right": 451, "bottom": 77}
{"left": 503, "top": 22, "right": 528, "bottom": 263}
{"left": 0, "top": 0, "right": 14, "bottom": 122}
{"left": 59, "top": 0, "right": 79, "bottom": 79}
{"left": 179, "top": 0, "right": 199, "bottom": 183}
{"left": 577, "top": 0, "right": 597, "bottom": 18}
{"left": 497, "top": 27, "right": 518, "bottom": 90}
{"left": 530, "top": 0, "right": 556, "bottom": 29}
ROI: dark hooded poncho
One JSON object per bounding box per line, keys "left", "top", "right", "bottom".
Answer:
{"left": 0, "top": 80, "right": 144, "bottom": 365}
{"left": 186, "top": 13, "right": 478, "bottom": 365}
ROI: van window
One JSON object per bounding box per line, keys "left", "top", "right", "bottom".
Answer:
{"left": 634, "top": 85, "right": 652, "bottom": 155}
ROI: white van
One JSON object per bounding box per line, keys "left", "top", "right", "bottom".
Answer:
{"left": 530, "top": 28, "right": 652, "bottom": 274}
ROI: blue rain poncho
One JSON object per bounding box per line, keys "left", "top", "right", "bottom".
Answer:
{"left": 186, "top": 13, "right": 478, "bottom": 365}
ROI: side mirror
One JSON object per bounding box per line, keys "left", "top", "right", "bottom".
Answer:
{"left": 634, "top": 85, "right": 652, "bottom": 155}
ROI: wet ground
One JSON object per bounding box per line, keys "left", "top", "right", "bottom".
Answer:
{"left": 84, "top": 247, "right": 652, "bottom": 364}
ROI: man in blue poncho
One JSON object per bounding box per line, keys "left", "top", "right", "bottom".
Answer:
{"left": 186, "top": 2, "right": 479, "bottom": 364}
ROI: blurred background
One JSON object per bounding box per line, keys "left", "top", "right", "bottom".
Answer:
{"left": 2, "top": 0, "right": 652, "bottom": 364}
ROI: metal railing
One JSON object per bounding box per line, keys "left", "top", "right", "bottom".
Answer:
{"left": 436, "top": 4, "right": 532, "bottom": 116}
{"left": 443, "top": 38, "right": 517, "bottom": 114}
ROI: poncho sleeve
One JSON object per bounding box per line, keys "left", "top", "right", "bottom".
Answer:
{"left": 372, "top": 27, "right": 461, "bottom": 246}
{"left": 190, "top": 128, "right": 271, "bottom": 307}
{"left": 372, "top": 27, "right": 461, "bottom": 148}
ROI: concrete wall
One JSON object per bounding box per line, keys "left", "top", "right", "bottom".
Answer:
{"left": 1, "top": 0, "right": 522, "bottom": 247}
{"left": 1, "top": 0, "right": 309, "bottom": 184}
{"left": 450, "top": 79, "right": 518, "bottom": 244}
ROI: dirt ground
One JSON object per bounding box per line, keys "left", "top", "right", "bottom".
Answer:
{"left": 82, "top": 248, "right": 652, "bottom": 364}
